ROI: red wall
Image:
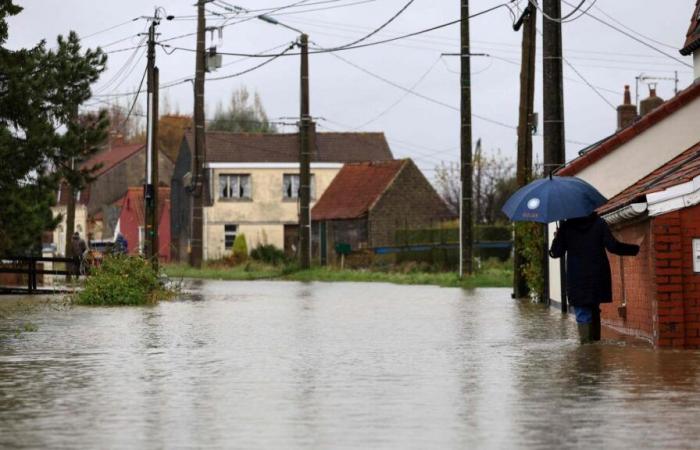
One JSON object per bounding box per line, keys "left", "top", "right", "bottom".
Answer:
{"left": 602, "top": 219, "right": 656, "bottom": 342}
{"left": 605, "top": 204, "right": 700, "bottom": 348}
{"left": 118, "top": 188, "right": 171, "bottom": 263}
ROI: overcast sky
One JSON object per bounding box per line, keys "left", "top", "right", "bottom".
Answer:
{"left": 6, "top": 0, "right": 697, "bottom": 178}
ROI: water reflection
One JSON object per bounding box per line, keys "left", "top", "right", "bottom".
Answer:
{"left": 2, "top": 282, "right": 700, "bottom": 449}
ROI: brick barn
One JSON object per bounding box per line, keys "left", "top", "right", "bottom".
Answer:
{"left": 116, "top": 186, "right": 172, "bottom": 262}
{"left": 311, "top": 159, "right": 454, "bottom": 264}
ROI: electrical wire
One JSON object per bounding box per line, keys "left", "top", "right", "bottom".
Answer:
{"left": 159, "top": 3, "right": 516, "bottom": 57}
{"left": 350, "top": 54, "right": 442, "bottom": 130}
{"left": 313, "top": 0, "right": 416, "bottom": 51}
{"left": 120, "top": 66, "right": 148, "bottom": 127}
{"left": 79, "top": 17, "right": 140, "bottom": 40}
{"left": 206, "top": 43, "right": 297, "bottom": 81}
{"left": 592, "top": 3, "right": 679, "bottom": 50}
{"left": 545, "top": 0, "right": 692, "bottom": 68}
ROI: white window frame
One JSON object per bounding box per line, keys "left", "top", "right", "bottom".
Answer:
{"left": 219, "top": 174, "right": 252, "bottom": 200}
{"left": 283, "top": 173, "right": 316, "bottom": 200}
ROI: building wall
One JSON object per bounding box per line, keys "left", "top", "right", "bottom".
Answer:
{"left": 550, "top": 95, "right": 700, "bottom": 303}
{"left": 203, "top": 167, "right": 340, "bottom": 259}
{"left": 51, "top": 205, "right": 88, "bottom": 256}
{"left": 368, "top": 161, "right": 453, "bottom": 248}
{"left": 652, "top": 205, "right": 700, "bottom": 348}
{"left": 87, "top": 150, "right": 175, "bottom": 216}
{"left": 602, "top": 219, "right": 656, "bottom": 342}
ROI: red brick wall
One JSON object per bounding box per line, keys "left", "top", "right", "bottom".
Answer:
{"left": 602, "top": 219, "right": 656, "bottom": 342}
{"left": 679, "top": 205, "right": 700, "bottom": 348}
{"left": 651, "top": 205, "right": 700, "bottom": 349}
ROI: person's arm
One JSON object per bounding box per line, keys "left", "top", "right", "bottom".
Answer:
{"left": 549, "top": 223, "right": 566, "bottom": 258}
{"left": 602, "top": 219, "right": 640, "bottom": 256}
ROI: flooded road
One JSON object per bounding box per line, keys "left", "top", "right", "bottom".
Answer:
{"left": 2, "top": 280, "right": 700, "bottom": 449}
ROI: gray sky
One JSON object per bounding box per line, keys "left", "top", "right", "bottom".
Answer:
{"left": 6, "top": 1, "right": 697, "bottom": 178}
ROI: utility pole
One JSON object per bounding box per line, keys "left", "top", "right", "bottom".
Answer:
{"left": 64, "top": 158, "right": 76, "bottom": 281}
{"left": 299, "top": 33, "right": 312, "bottom": 269}
{"left": 460, "top": 0, "right": 473, "bottom": 277}
{"left": 543, "top": 0, "right": 566, "bottom": 307}
{"left": 513, "top": 1, "right": 537, "bottom": 299}
{"left": 190, "top": 0, "right": 207, "bottom": 268}
{"left": 144, "top": 15, "right": 160, "bottom": 269}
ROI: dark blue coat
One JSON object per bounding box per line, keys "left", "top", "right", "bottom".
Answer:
{"left": 549, "top": 213, "right": 639, "bottom": 307}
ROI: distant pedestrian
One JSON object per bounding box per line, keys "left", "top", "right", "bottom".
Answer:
{"left": 71, "top": 232, "right": 88, "bottom": 275}
{"left": 549, "top": 212, "right": 640, "bottom": 344}
{"left": 114, "top": 233, "right": 128, "bottom": 255}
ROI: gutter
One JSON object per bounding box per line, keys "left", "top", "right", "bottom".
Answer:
{"left": 601, "top": 202, "right": 648, "bottom": 225}
{"left": 646, "top": 174, "right": 700, "bottom": 216}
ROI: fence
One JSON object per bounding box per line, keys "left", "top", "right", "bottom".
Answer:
{"left": 0, "top": 256, "right": 78, "bottom": 294}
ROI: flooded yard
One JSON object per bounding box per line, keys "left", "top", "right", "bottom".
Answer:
{"left": 2, "top": 280, "right": 700, "bottom": 449}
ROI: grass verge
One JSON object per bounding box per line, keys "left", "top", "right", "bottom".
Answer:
{"left": 164, "top": 261, "right": 511, "bottom": 289}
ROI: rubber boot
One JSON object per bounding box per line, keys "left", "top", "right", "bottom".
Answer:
{"left": 578, "top": 323, "right": 592, "bottom": 344}
{"left": 591, "top": 308, "right": 601, "bottom": 342}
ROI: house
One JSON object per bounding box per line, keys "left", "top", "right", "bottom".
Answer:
{"left": 311, "top": 159, "right": 454, "bottom": 263}
{"left": 170, "top": 130, "right": 394, "bottom": 261}
{"left": 116, "top": 187, "right": 171, "bottom": 262}
{"left": 52, "top": 140, "right": 175, "bottom": 255}
{"left": 597, "top": 141, "right": 700, "bottom": 348}
{"left": 549, "top": 3, "right": 700, "bottom": 347}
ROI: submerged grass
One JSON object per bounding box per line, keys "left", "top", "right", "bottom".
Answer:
{"left": 164, "top": 260, "right": 512, "bottom": 289}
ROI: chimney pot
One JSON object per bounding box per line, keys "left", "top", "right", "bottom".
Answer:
{"left": 617, "top": 85, "right": 638, "bottom": 130}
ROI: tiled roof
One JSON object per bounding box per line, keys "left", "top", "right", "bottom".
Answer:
{"left": 55, "top": 143, "right": 145, "bottom": 206}
{"left": 598, "top": 140, "right": 700, "bottom": 215}
{"left": 311, "top": 160, "right": 407, "bottom": 221}
{"left": 681, "top": 0, "right": 700, "bottom": 55}
{"left": 184, "top": 130, "right": 394, "bottom": 163}
{"left": 558, "top": 80, "right": 700, "bottom": 176}
{"left": 83, "top": 143, "right": 145, "bottom": 177}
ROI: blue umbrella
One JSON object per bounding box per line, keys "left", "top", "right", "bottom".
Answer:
{"left": 501, "top": 176, "right": 607, "bottom": 223}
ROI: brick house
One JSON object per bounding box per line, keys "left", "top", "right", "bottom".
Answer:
{"left": 170, "top": 130, "right": 394, "bottom": 262}
{"left": 52, "top": 141, "right": 175, "bottom": 254}
{"left": 311, "top": 159, "right": 454, "bottom": 263}
{"left": 597, "top": 141, "right": 700, "bottom": 348}
{"left": 549, "top": 4, "right": 700, "bottom": 347}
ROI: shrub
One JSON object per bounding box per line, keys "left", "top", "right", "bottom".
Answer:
{"left": 232, "top": 233, "right": 248, "bottom": 262}
{"left": 515, "top": 222, "right": 545, "bottom": 302}
{"left": 250, "top": 243, "right": 286, "bottom": 265}
{"left": 74, "top": 255, "right": 170, "bottom": 306}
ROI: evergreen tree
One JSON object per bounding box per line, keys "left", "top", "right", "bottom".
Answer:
{"left": 0, "top": 0, "right": 107, "bottom": 255}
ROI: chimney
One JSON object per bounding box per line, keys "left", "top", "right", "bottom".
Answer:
{"left": 639, "top": 84, "right": 664, "bottom": 117}
{"left": 616, "top": 85, "right": 637, "bottom": 130}
{"left": 109, "top": 131, "right": 125, "bottom": 148}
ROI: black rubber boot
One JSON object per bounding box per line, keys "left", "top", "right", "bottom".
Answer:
{"left": 591, "top": 308, "right": 601, "bottom": 342}
{"left": 578, "top": 323, "right": 592, "bottom": 344}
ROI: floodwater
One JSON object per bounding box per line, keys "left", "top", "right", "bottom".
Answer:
{"left": 2, "top": 281, "right": 700, "bottom": 449}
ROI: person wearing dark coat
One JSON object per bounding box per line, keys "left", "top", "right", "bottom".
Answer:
{"left": 549, "top": 212, "right": 640, "bottom": 343}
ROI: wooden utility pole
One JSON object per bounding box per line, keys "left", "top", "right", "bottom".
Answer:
{"left": 460, "top": 0, "right": 473, "bottom": 277}
{"left": 190, "top": 0, "right": 207, "bottom": 268}
{"left": 513, "top": 2, "right": 537, "bottom": 299}
{"left": 299, "top": 34, "right": 312, "bottom": 269}
{"left": 543, "top": 0, "right": 566, "bottom": 307}
{"left": 144, "top": 17, "right": 160, "bottom": 269}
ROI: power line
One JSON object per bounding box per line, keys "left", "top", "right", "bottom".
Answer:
{"left": 158, "top": 2, "right": 515, "bottom": 57}
{"left": 551, "top": 0, "right": 692, "bottom": 68}
{"left": 79, "top": 17, "right": 140, "bottom": 40}
{"left": 206, "top": 43, "right": 297, "bottom": 81}
{"left": 592, "top": 3, "right": 679, "bottom": 50}
{"left": 314, "top": 0, "right": 416, "bottom": 51}
{"left": 121, "top": 66, "right": 148, "bottom": 127}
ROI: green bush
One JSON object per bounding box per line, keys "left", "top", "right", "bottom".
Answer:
{"left": 250, "top": 243, "right": 286, "bottom": 265}
{"left": 232, "top": 233, "right": 248, "bottom": 261}
{"left": 74, "top": 256, "right": 169, "bottom": 306}
{"left": 515, "top": 222, "right": 545, "bottom": 302}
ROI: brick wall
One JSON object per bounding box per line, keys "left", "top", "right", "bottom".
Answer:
{"left": 602, "top": 219, "right": 656, "bottom": 342}
{"left": 679, "top": 204, "right": 700, "bottom": 348}
{"left": 368, "top": 160, "right": 453, "bottom": 248}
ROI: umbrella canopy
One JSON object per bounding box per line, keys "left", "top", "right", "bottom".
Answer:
{"left": 501, "top": 176, "right": 607, "bottom": 223}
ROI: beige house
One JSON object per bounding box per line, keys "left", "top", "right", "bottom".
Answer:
{"left": 171, "top": 130, "right": 394, "bottom": 261}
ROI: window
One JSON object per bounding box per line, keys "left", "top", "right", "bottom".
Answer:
{"left": 224, "top": 224, "right": 238, "bottom": 250}
{"left": 138, "top": 226, "right": 145, "bottom": 255}
{"left": 219, "top": 174, "right": 251, "bottom": 200}
{"left": 283, "top": 174, "right": 316, "bottom": 199}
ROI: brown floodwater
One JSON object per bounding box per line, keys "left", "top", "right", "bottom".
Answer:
{"left": 1, "top": 280, "right": 700, "bottom": 449}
